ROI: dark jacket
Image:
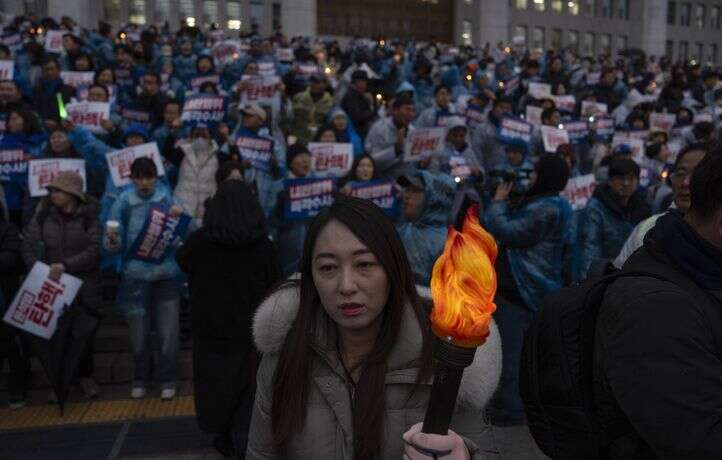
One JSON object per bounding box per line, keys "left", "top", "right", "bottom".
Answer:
{"left": 31, "top": 79, "right": 76, "bottom": 123}
{"left": 340, "top": 86, "right": 375, "bottom": 138}
{"left": 0, "top": 217, "right": 21, "bottom": 309}
{"left": 594, "top": 216, "right": 722, "bottom": 459}
{"left": 175, "top": 228, "right": 282, "bottom": 432}
{"left": 21, "top": 197, "right": 102, "bottom": 314}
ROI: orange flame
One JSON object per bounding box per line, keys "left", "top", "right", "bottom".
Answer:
{"left": 430, "top": 205, "right": 498, "bottom": 348}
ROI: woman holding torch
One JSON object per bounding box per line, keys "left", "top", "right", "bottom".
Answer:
{"left": 247, "top": 194, "right": 501, "bottom": 459}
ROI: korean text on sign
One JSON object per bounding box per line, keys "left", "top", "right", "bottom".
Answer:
{"left": 284, "top": 178, "right": 336, "bottom": 221}
{"left": 308, "top": 142, "right": 353, "bottom": 178}
{"left": 129, "top": 205, "right": 192, "bottom": 264}
{"left": 404, "top": 127, "right": 446, "bottom": 163}
{"left": 236, "top": 136, "right": 274, "bottom": 172}
{"left": 105, "top": 142, "right": 166, "bottom": 187}
{"left": 28, "top": 159, "right": 86, "bottom": 197}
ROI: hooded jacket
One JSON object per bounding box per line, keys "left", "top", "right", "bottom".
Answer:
{"left": 396, "top": 171, "right": 455, "bottom": 286}
{"left": 172, "top": 138, "right": 220, "bottom": 225}
{"left": 289, "top": 88, "right": 335, "bottom": 144}
{"left": 246, "top": 284, "right": 502, "bottom": 459}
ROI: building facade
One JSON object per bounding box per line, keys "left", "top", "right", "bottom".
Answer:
{"left": 3, "top": 0, "right": 721, "bottom": 64}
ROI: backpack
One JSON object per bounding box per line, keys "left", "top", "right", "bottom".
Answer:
{"left": 519, "top": 270, "right": 669, "bottom": 460}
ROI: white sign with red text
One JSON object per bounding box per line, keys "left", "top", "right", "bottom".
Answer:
{"left": 240, "top": 75, "right": 281, "bottom": 107}
{"left": 60, "top": 71, "right": 95, "bottom": 89}
{"left": 308, "top": 143, "right": 353, "bottom": 178}
{"left": 28, "top": 159, "right": 86, "bottom": 197}
{"left": 3, "top": 262, "right": 83, "bottom": 339}
{"left": 612, "top": 133, "right": 645, "bottom": 163}
{"left": 525, "top": 105, "right": 543, "bottom": 126}
{"left": 66, "top": 102, "right": 110, "bottom": 134}
{"left": 541, "top": 126, "right": 570, "bottom": 153}
{"left": 44, "top": 30, "right": 65, "bottom": 54}
{"left": 649, "top": 112, "right": 676, "bottom": 133}
{"left": 403, "top": 127, "right": 446, "bottom": 162}
{"left": 528, "top": 82, "right": 552, "bottom": 100}
{"left": 581, "top": 101, "right": 608, "bottom": 117}
{"left": 105, "top": 142, "right": 166, "bottom": 187}
{"left": 562, "top": 174, "right": 597, "bottom": 211}
{"left": 0, "top": 60, "right": 14, "bottom": 80}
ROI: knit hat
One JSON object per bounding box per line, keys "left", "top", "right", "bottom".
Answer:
{"left": 47, "top": 171, "right": 86, "bottom": 202}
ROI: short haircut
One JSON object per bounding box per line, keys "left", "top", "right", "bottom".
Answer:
{"left": 392, "top": 94, "right": 415, "bottom": 109}
{"left": 608, "top": 158, "right": 640, "bottom": 179}
{"left": 87, "top": 84, "right": 109, "bottom": 98}
{"left": 541, "top": 107, "right": 560, "bottom": 122}
{"left": 41, "top": 56, "right": 60, "bottom": 68}
{"left": 689, "top": 148, "right": 722, "bottom": 221}
{"left": 142, "top": 72, "right": 161, "bottom": 84}
{"left": 130, "top": 157, "right": 158, "bottom": 179}
{"left": 433, "top": 84, "right": 451, "bottom": 95}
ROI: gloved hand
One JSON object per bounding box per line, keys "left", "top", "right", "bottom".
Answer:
{"left": 402, "top": 423, "right": 471, "bottom": 460}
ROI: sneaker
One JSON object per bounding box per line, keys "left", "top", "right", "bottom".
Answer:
{"left": 130, "top": 386, "right": 146, "bottom": 399}
{"left": 79, "top": 378, "right": 100, "bottom": 399}
{"left": 9, "top": 399, "right": 26, "bottom": 410}
{"left": 160, "top": 388, "right": 176, "bottom": 401}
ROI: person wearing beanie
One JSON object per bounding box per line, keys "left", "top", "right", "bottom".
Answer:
{"left": 578, "top": 158, "right": 651, "bottom": 279}
{"left": 21, "top": 171, "right": 103, "bottom": 401}
{"left": 484, "top": 155, "right": 574, "bottom": 425}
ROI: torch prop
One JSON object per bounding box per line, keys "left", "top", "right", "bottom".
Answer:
{"left": 422, "top": 198, "right": 498, "bottom": 435}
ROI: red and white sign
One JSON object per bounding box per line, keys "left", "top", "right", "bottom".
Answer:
{"left": 612, "top": 134, "right": 645, "bottom": 163}
{"left": 240, "top": 75, "right": 281, "bottom": 106}
{"left": 66, "top": 102, "right": 110, "bottom": 134}
{"left": 308, "top": 142, "right": 353, "bottom": 178}
{"left": 276, "top": 47, "right": 294, "bottom": 62}
{"left": 525, "top": 105, "right": 543, "bottom": 125}
{"left": 528, "top": 82, "right": 552, "bottom": 100}
{"left": 258, "top": 62, "right": 277, "bottom": 77}
{"left": 581, "top": 101, "right": 608, "bottom": 117}
{"left": 60, "top": 71, "right": 95, "bottom": 89}
{"left": 562, "top": 174, "right": 597, "bottom": 211}
{"left": 105, "top": 142, "right": 166, "bottom": 187}
{"left": 403, "top": 127, "right": 446, "bottom": 162}
{"left": 552, "top": 95, "right": 576, "bottom": 113}
{"left": 586, "top": 72, "right": 601, "bottom": 85}
{"left": 649, "top": 112, "right": 676, "bottom": 133}
{"left": 541, "top": 125, "right": 570, "bottom": 153}
{"left": 28, "top": 159, "right": 86, "bottom": 197}
{"left": 0, "top": 60, "right": 14, "bottom": 80}
{"left": 3, "top": 262, "right": 82, "bottom": 339}
{"left": 212, "top": 40, "right": 242, "bottom": 67}
{"left": 44, "top": 30, "right": 65, "bottom": 54}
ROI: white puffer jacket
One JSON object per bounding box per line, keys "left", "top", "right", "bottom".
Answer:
{"left": 173, "top": 139, "right": 219, "bottom": 224}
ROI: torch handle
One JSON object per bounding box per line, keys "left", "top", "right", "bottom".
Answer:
{"left": 421, "top": 363, "right": 464, "bottom": 435}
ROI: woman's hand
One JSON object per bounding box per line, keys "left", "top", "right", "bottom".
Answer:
{"left": 493, "top": 182, "right": 513, "bottom": 202}
{"left": 169, "top": 206, "right": 184, "bottom": 218}
{"left": 48, "top": 263, "right": 65, "bottom": 281}
{"left": 403, "top": 423, "right": 470, "bottom": 460}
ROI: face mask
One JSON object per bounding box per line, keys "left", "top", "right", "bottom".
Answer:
{"left": 192, "top": 137, "right": 210, "bottom": 151}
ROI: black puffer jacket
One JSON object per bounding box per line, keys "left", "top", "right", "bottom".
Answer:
{"left": 594, "top": 213, "right": 722, "bottom": 459}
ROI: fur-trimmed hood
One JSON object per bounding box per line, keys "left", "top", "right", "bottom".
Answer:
{"left": 253, "top": 283, "right": 502, "bottom": 413}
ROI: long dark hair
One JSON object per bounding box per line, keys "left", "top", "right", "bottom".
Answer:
{"left": 271, "top": 194, "right": 433, "bottom": 459}
{"left": 203, "top": 180, "right": 268, "bottom": 246}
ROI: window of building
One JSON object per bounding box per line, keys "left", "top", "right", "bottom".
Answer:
{"left": 667, "top": 1, "right": 676, "bottom": 24}
{"left": 513, "top": 25, "right": 528, "bottom": 45}
{"left": 532, "top": 27, "right": 545, "bottom": 50}
{"left": 154, "top": 0, "right": 170, "bottom": 23}
{"left": 680, "top": 3, "right": 691, "bottom": 26}
{"left": 616, "top": 35, "right": 627, "bottom": 53}
{"left": 272, "top": 3, "right": 281, "bottom": 31}
{"left": 104, "top": 0, "right": 122, "bottom": 23}
{"left": 601, "top": 0, "right": 613, "bottom": 17}
{"left": 203, "top": 0, "right": 218, "bottom": 25}
{"left": 551, "top": 28, "right": 562, "bottom": 48}
{"left": 567, "top": 30, "right": 579, "bottom": 52}
{"left": 599, "top": 34, "right": 611, "bottom": 55}
{"left": 695, "top": 42, "right": 704, "bottom": 61}
{"left": 568, "top": 1, "right": 580, "bottom": 15}
{"left": 533, "top": 0, "right": 545, "bottom": 12}
{"left": 679, "top": 41, "right": 688, "bottom": 60}
{"left": 179, "top": 0, "right": 194, "bottom": 22}
{"left": 665, "top": 40, "right": 674, "bottom": 59}
{"left": 712, "top": 6, "right": 720, "bottom": 29}
{"left": 249, "top": 0, "right": 264, "bottom": 27}
{"left": 227, "top": 0, "right": 242, "bottom": 29}
{"left": 582, "top": 0, "right": 594, "bottom": 15}
{"left": 462, "top": 20, "right": 472, "bottom": 46}
{"left": 694, "top": 4, "right": 705, "bottom": 28}
{"left": 583, "top": 32, "right": 594, "bottom": 55}
{"left": 551, "top": 0, "right": 562, "bottom": 12}
{"left": 617, "top": 0, "right": 629, "bottom": 19}
{"left": 710, "top": 44, "right": 718, "bottom": 64}
{"left": 129, "top": 0, "right": 146, "bottom": 24}
{"left": 515, "top": 0, "right": 528, "bottom": 9}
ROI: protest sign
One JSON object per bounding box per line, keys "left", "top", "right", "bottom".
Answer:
{"left": 562, "top": 174, "right": 597, "bottom": 211}
{"left": 553, "top": 95, "right": 576, "bottom": 113}
{"left": 627, "top": 129, "right": 650, "bottom": 141}
{"left": 181, "top": 94, "right": 227, "bottom": 125}
{"left": 0, "top": 149, "right": 31, "bottom": 183}
{"left": 591, "top": 115, "right": 615, "bottom": 140}
{"left": 464, "top": 106, "right": 485, "bottom": 128}
{"left": 1, "top": 33, "right": 22, "bottom": 52}
{"left": 120, "top": 106, "right": 153, "bottom": 127}
{"left": 28, "top": 159, "right": 86, "bottom": 197}
{"left": 348, "top": 179, "right": 399, "bottom": 217}
{"left": 308, "top": 142, "right": 353, "bottom": 178}
{"left": 60, "top": 71, "right": 95, "bottom": 89}
{"left": 612, "top": 134, "right": 645, "bottom": 163}
{"left": 212, "top": 40, "right": 242, "bottom": 67}
{"left": 240, "top": 75, "right": 281, "bottom": 107}
{"left": 283, "top": 178, "right": 336, "bottom": 221}
{"left": 258, "top": 62, "right": 277, "bottom": 77}
{"left": 649, "top": 112, "right": 676, "bottom": 133}
{"left": 189, "top": 74, "right": 221, "bottom": 92}
{"left": 541, "top": 126, "right": 570, "bottom": 153}
{"left": 297, "top": 63, "right": 319, "bottom": 76}
{"left": 403, "top": 127, "right": 446, "bottom": 162}
{"left": 105, "top": 142, "right": 166, "bottom": 187}
{"left": 565, "top": 120, "right": 590, "bottom": 144}
{"left": 3, "top": 262, "right": 82, "bottom": 340}
{"left": 0, "top": 59, "right": 13, "bottom": 80}
{"left": 693, "top": 112, "right": 713, "bottom": 124}
{"left": 44, "top": 30, "right": 65, "bottom": 54}
{"left": 66, "top": 101, "right": 110, "bottom": 134}
{"left": 497, "top": 116, "right": 533, "bottom": 147}
{"left": 525, "top": 105, "right": 543, "bottom": 125}
{"left": 528, "top": 82, "right": 552, "bottom": 100}
{"left": 449, "top": 155, "right": 473, "bottom": 180}
{"left": 586, "top": 72, "right": 601, "bottom": 85}
{"left": 502, "top": 75, "right": 520, "bottom": 95}
{"left": 128, "top": 205, "right": 192, "bottom": 264}
{"left": 276, "top": 47, "right": 294, "bottom": 62}
{"left": 236, "top": 135, "right": 274, "bottom": 172}
{"left": 582, "top": 101, "right": 608, "bottom": 117}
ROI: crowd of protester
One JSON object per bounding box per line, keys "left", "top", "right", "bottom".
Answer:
{"left": 0, "top": 11, "right": 720, "bottom": 459}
